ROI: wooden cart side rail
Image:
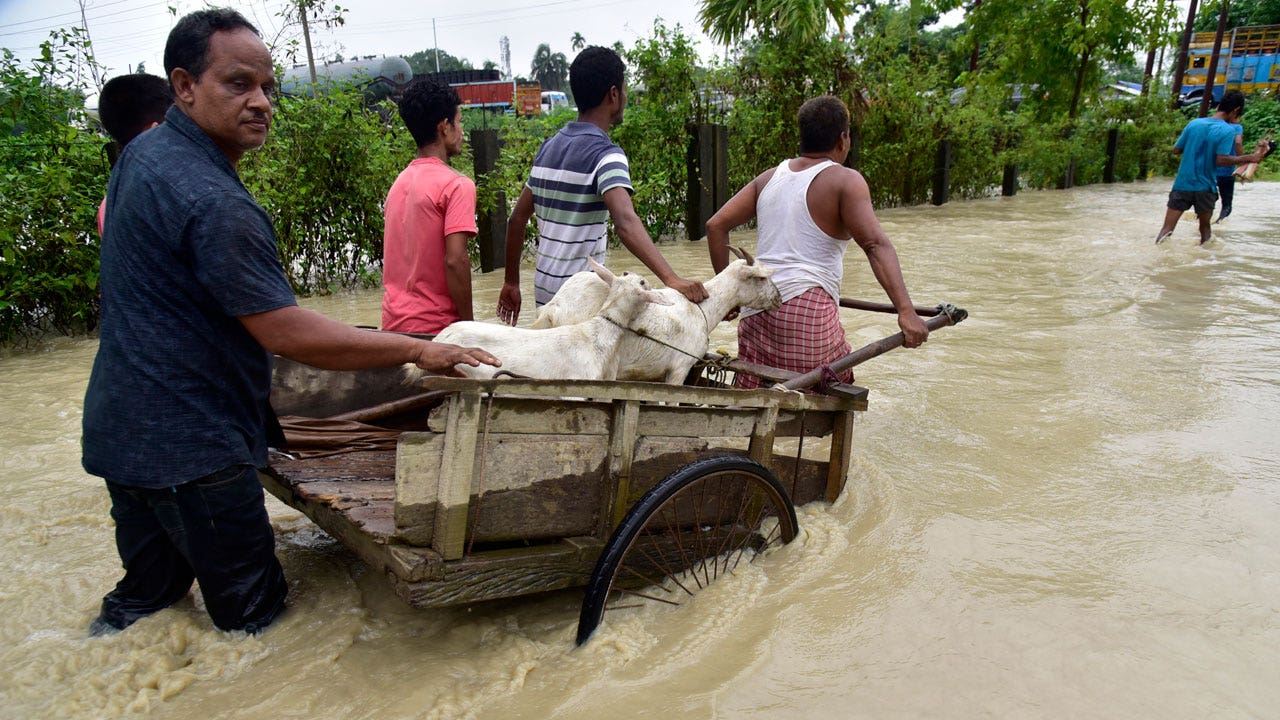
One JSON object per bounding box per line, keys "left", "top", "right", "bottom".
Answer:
{"left": 412, "top": 376, "right": 866, "bottom": 412}
{"left": 424, "top": 396, "right": 850, "bottom": 439}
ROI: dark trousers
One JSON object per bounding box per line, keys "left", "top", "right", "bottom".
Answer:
{"left": 1217, "top": 175, "right": 1235, "bottom": 218}
{"left": 96, "top": 464, "right": 287, "bottom": 633}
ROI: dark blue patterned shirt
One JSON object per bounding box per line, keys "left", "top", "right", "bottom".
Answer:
{"left": 82, "top": 106, "right": 297, "bottom": 487}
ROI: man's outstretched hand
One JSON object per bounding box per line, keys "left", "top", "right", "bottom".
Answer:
{"left": 413, "top": 341, "right": 500, "bottom": 377}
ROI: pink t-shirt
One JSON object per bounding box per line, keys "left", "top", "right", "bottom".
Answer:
{"left": 381, "top": 157, "right": 477, "bottom": 334}
{"left": 97, "top": 197, "right": 106, "bottom": 236}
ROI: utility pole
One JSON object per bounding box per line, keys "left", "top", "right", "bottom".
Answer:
{"left": 433, "top": 19, "right": 441, "bottom": 72}
{"left": 299, "top": 0, "right": 318, "bottom": 83}
{"left": 77, "top": 0, "right": 103, "bottom": 91}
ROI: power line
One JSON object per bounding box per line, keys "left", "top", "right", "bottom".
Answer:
{"left": 0, "top": 0, "right": 139, "bottom": 31}
{"left": 0, "top": 0, "right": 167, "bottom": 38}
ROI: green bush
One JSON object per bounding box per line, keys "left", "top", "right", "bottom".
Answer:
{"left": 615, "top": 21, "right": 701, "bottom": 241}
{"left": 0, "top": 38, "right": 109, "bottom": 344}
{"left": 240, "top": 86, "right": 410, "bottom": 294}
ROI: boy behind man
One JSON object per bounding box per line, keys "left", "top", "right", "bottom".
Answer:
{"left": 95, "top": 73, "right": 172, "bottom": 234}
{"left": 497, "top": 46, "right": 706, "bottom": 324}
{"left": 382, "top": 78, "right": 475, "bottom": 334}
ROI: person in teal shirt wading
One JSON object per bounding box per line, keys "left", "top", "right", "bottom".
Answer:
{"left": 1155, "top": 91, "right": 1270, "bottom": 245}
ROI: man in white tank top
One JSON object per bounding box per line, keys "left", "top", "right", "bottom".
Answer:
{"left": 706, "top": 95, "right": 928, "bottom": 389}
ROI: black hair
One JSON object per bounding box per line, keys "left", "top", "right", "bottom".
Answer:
{"left": 98, "top": 73, "right": 172, "bottom": 147}
{"left": 569, "top": 46, "right": 625, "bottom": 112}
{"left": 397, "top": 77, "right": 461, "bottom": 147}
{"left": 798, "top": 95, "right": 850, "bottom": 154}
{"left": 1219, "top": 90, "right": 1246, "bottom": 116}
{"left": 163, "top": 8, "right": 259, "bottom": 82}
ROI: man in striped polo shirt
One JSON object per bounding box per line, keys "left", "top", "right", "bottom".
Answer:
{"left": 497, "top": 46, "right": 707, "bottom": 324}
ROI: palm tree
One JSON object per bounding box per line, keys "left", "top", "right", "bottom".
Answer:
{"left": 571, "top": 32, "right": 586, "bottom": 52}
{"left": 698, "top": 0, "right": 854, "bottom": 45}
{"left": 531, "top": 43, "right": 569, "bottom": 90}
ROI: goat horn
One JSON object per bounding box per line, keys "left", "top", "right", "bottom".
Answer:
{"left": 729, "top": 246, "right": 755, "bottom": 265}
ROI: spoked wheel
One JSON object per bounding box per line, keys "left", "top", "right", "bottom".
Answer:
{"left": 576, "top": 456, "right": 798, "bottom": 646}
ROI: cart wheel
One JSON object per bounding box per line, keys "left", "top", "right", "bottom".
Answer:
{"left": 576, "top": 456, "right": 798, "bottom": 646}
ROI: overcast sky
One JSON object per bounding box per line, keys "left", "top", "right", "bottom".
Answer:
{"left": 0, "top": 0, "right": 727, "bottom": 89}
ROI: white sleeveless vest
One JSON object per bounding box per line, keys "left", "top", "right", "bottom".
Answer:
{"left": 740, "top": 159, "right": 849, "bottom": 318}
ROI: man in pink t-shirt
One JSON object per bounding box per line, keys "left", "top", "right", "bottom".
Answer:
{"left": 381, "top": 78, "right": 476, "bottom": 334}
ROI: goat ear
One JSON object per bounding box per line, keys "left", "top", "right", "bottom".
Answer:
{"left": 589, "top": 257, "right": 616, "bottom": 285}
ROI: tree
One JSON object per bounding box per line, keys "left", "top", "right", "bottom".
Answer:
{"left": 405, "top": 48, "right": 474, "bottom": 74}
{"left": 1195, "top": 0, "right": 1280, "bottom": 30}
{"left": 698, "top": 0, "right": 857, "bottom": 45}
{"left": 571, "top": 32, "right": 586, "bottom": 51}
{"left": 963, "top": 0, "right": 1154, "bottom": 119}
{"left": 530, "top": 43, "right": 569, "bottom": 90}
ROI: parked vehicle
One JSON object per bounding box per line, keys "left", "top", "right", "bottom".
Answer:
{"left": 1177, "top": 24, "right": 1280, "bottom": 104}
{"left": 541, "top": 90, "right": 570, "bottom": 113}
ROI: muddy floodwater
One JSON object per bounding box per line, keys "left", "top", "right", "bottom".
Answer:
{"left": 2, "top": 179, "right": 1278, "bottom": 719}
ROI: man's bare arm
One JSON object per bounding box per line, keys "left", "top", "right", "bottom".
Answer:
{"left": 1216, "top": 140, "right": 1269, "bottom": 166}
{"left": 837, "top": 170, "right": 929, "bottom": 347}
{"left": 497, "top": 187, "right": 534, "bottom": 325}
{"left": 602, "top": 187, "right": 708, "bottom": 303}
{"left": 240, "top": 305, "right": 498, "bottom": 373}
{"left": 444, "top": 231, "right": 474, "bottom": 322}
{"left": 706, "top": 171, "right": 770, "bottom": 273}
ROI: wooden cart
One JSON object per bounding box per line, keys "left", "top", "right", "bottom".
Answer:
{"left": 263, "top": 303, "right": 966, "bottom": 644}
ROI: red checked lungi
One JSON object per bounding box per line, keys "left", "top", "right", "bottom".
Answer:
{"left": 734, "top": 286, "right": 853, "bottom": 390}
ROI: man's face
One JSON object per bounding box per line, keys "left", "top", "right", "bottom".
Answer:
{"left": 444, "top": 108, "right": 464, "bottom": 158}
{"left": 172, "top": 27, "right": 274, "bottom": 165}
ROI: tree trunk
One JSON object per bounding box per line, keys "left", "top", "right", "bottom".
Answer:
{"left": 1069, "top": 0, "right": 1091, "bottom": 119}
{"left": 1170, "top": 0, "right": 1200, "bottom": 108}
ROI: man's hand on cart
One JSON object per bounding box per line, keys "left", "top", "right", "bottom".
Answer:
{"left": 414, "top": 342, "right": 500, "bottom": 377}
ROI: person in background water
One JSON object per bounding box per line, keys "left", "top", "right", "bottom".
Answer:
{"left": 1155, "top": 90, "right": 1268, "bottom": 244}
{"left": 1215, "top": 103, "right": 1245, "bottom": 223}
{"left": 94, "top": 73, "right": 171, "bottom": 235}
{"left": 381, "top": 78, "right": 475, "bottom": 334}
{"left": 83, "top": 9, "right": 497, "bottom": 637}
{"left": 497, "top": 46, "right": 707, "bottom": 324}
{"left": 706, "top": 95, "right": 928, "bottom": 391}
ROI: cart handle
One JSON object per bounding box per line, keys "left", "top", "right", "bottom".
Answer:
{"left": 839, "top": 297, "right": 945, "bottom": 317}
{"left": 780, "top": 304, "right": 968, "bottom": 392}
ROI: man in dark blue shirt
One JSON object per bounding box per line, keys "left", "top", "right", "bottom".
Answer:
{"left": 83, "top": 8, "right": 498, "bottom": 636}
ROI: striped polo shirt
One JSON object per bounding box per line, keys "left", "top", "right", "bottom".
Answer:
{"left": 527, "top": 121, "right": 633, "bottom": 305}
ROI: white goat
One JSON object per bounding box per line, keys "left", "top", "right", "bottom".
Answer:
{"left": 532, "top": 248, "right": 781, "bottom": 384}
{"left": 404, "top": 259, "right": 672, "bottom": 383}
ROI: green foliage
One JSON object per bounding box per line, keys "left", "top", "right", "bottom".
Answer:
{"left": 405, "top": 48, "right": 477, "bottom": 75}
{"left": 0, "top": 32, "right": 108, "bottom": 344}
{"left": 698, "top": 0, "right": 857, "bottom": 45}
{"left": 1242, "top": 94, "right": 1280, "bottom": 178}
{"left": 240, "top": 85, "right": 410, "bottom": 294}
{"left": 967, "top": 0, "right": 1155, "bottom": 119}
{"left": 530, "top": 44, "right": 569, "bottom": 92}
{"left": 1194, "top": 0, "right": 1280, "bottom": 31}
{"left": 711, "top": 35, "right": 860, "bottom": 192}
{"left": 615, "top": 22, "right": 702, "bottom": 240}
